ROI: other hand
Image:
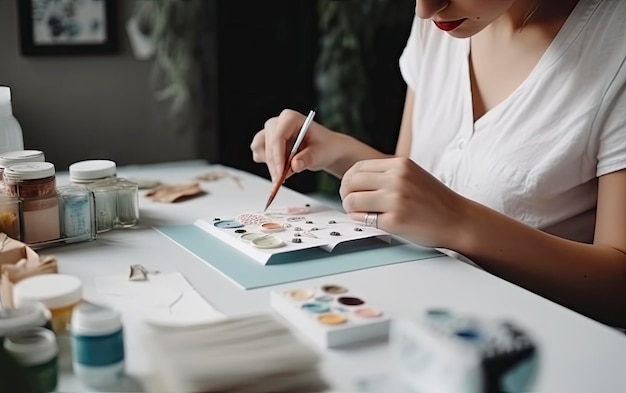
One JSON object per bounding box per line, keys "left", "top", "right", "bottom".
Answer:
{"left": 339, "top": 157, "right": 467, "bottom": 248}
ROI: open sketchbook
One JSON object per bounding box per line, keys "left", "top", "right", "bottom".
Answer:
{"left": 194, "top": 204, "right": 392, "bottom": 265}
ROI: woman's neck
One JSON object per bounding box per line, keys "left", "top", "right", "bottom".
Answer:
{"left": 486, "top": 0, "right": 580, "bottom": 38}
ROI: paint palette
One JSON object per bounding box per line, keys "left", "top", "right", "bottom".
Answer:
{"left": 194, "top": 205, "right": 392, "bottom": 265}
{"left": 270, "top": 284, "right": 391, "bottom": 348}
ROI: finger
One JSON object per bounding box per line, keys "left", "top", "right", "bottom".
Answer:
{"left": 341, "top": 189, "right": 388, "bottom": 216}
{"left": 268, "top": 111, "right": 299, "bottom": 183}
{"left": 339, "top": 171, "right": 389, "bottom": 200}
{"left": 347, "top": 211, "right": 384, "bottom": 229}
{"left": 250, "top": 130, "right": 266, "bottom": 163}
{"left": 345, "top": 158, "right": 398, "bottom": 176}
{"left": 263, "top": 117, "right": 279, "bottom": 181}
{"left": 291, "top": 145, "right": 314, "bottom": 173}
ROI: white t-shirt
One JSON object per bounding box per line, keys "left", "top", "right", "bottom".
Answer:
{"left": 399, "top": 0, "right": 626, "bottom": 243}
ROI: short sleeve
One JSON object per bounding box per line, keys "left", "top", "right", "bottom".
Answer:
{"left": 595, "top": 61, "right": 626, "bottom": 177}
{"left": 399, "top": 16, "right": 422, "bottom": 91}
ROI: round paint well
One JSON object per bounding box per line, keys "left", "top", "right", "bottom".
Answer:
{"left": 239, "top": 232, "right": 267, "bottom": 242}
{"left": 315, "top": 295, "right": 334, "bottom": 303}
{"left": 317, "top": 314, "right": 347, "bottom": 326}
{"left": 213, "top": 220, "right": 244, "bottom": 229}
{"left": 260, "top": 222, "right": 285, "bottom": 233}
{"left": 426, "top": 308, "right": 451, "bottom": 318}
{"left": 354, "top": 308, "right": 383, "bottom": 319}
{"left": 321, "top": 285, "right": 348, "bottom": 295}
{"left": 301, "top": 302, "right": 330, "bottom": 314}
{"left": 251, "top": 235, "right": 284, "bottom": 249}
{"left": 284, "top": 289, "right": 314, "bottom": 301}
{"left": 337, "top": 296, "right": 365, "bottom": 306}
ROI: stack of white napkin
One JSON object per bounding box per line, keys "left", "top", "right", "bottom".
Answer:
{"left": 141, "top": 313, "right": 328, "bottom": 393}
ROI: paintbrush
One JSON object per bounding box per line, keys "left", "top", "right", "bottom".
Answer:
{"left": 263, "top": 108, "right": 317, "bottom": 212}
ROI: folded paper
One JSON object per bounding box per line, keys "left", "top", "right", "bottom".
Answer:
{"left": 0, "top": 233, "right": 58, "bottom": 308}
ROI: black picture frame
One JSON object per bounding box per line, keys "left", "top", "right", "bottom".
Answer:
{"left": 17, "top": 0, "right": 117, "bottom": 56}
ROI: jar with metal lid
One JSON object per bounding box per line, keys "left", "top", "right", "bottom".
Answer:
{"left": 3, "top": 162, "right": 60, "bottom": 243}
{"left": 0, "top": 150, "right": 45, "bottom": 195}
{"left": 69, "top": 160, "right": 139, "bottom": 232}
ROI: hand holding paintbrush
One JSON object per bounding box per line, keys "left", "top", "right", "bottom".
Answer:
{"left": 263, "top": 109, "right": 317, "bottom": 211}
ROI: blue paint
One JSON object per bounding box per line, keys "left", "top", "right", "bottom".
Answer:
{"left": 71, "top": 329, "right": 124, "bottom": 367}
{"left": 213, "top": 220, "right": 244, "bottom": 229}
{"left": 301, "top": 302, "right": 330, "bottom": 314}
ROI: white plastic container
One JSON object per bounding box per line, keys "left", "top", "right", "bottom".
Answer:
{"left": 0, "top": 87, "right": 25, "bottom": 154}
{"left": 14, "top": 274, "right": 83, "bottom": 335}
{"left": 71, "top": 302, "right": 125, "bottom": 388}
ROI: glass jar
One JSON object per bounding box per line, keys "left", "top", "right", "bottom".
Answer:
{"left": 4, "top": 162, "right": 60, "bottom": 244}
{"left": 0, "top": 150, "right": 45, "bottom": 195}
{"left": 69, "top": 160, "right": 139, "bottom": 232}
{"left": 0, "top": 195, "right": 20, "bottom": 240}
{"left": 57, "top": 185, "right": 96, "bottom": 242}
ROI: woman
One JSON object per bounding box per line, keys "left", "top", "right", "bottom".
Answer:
{"left": 250, "top": 0, "right": 626, "bottom": 327}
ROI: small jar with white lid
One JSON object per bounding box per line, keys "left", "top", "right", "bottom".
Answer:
{"left": 4, "top": 162, "right": 60, "bottom": 243}
{"left": 0, "top": 149, "right": 44, "bottom": 194}
{"left": 69, "top": 160, "right": 139, "bottom": 232}
{"left": 14, "top": 274, "right": 83, "bottom": 335}
{"left": 71, "top": 302, "right": 125, "bottom": 388}
{"left": 4, "top": 327, "right": 58, "bottom": 393}
{"left": 0, "top": 301, "right": 52, "bottom": 340}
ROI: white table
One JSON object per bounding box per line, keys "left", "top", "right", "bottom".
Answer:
{"left": 52, "top": 160, "right": 626, "bottom": 393}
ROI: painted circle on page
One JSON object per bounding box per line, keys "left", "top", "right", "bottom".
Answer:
{"left": 317, "top": 314, "right": 347, "bottom": 326}
{"left": 239, "top": 232, "right": 267, "bottom": 242}
{"left": 213, "top": 220, "right": 244, "bottom": 229}
{"left": 251, "top": 235, "right": 284, "bottom": 249}
{"left": 260, "top": 222, "right": 286, "bottom": 233}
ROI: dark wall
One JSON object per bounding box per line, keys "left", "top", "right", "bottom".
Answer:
{"left": 199, "top": 1, "right": 320, "bottom": 193}
{"left": 199, "top": 1, "right": 412, "bottom": 195}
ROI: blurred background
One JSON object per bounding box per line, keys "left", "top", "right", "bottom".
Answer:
{"left": 0, "top": 0, "right": 414, "bottom": 195}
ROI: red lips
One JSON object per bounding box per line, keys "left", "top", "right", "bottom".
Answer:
{"left": 433, "top": 19, "right": 466, "bottom": 31}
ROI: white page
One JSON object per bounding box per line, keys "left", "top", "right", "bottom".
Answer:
{"left": 194, "top": 204, "right": 391, "bottom": 265}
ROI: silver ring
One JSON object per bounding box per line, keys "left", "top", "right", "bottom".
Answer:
{"left": 363, "top": 212, "right": 378, "bottom": 228}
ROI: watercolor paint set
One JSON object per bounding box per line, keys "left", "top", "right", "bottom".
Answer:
{"left": 270, "top": 284, "right": 390, "bottom": 348}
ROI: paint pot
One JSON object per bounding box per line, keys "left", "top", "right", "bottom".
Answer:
{"left": 0, "top": 150, "right": 44, "bottom": 195}
{"left": 260, "top": 222, "right": 285, "bottom": 233}
{"left": 4, "top": 327, "right": 58, "bottom": 393}
{"left": 0, "top": 302, "right": 51, "bottom": 340}
{"left": 69, "top": 160, "right": 139, "bottom": 232}
{"left": 71, "top": 302, "right": 125, "bottom": 388}
{"left": 4, "top": 162, "right": 60, "bottom": 243}
{"left": 58, "top": 185, "right": 96, "bottom": 241}
{"left": 14, "top": 274, "right": 83, "bottom": 335}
